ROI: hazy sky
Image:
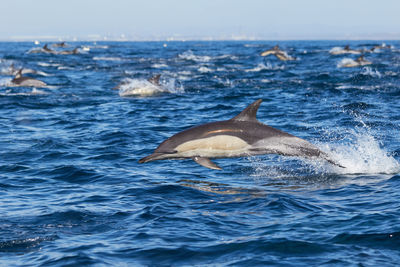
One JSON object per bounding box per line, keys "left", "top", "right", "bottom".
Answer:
{"left": 1, "top": 0, "right": 400, "bottom": 40}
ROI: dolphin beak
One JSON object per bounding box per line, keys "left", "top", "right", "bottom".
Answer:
{"left": 138, "top": 153, "right": 163, "bottom": 163}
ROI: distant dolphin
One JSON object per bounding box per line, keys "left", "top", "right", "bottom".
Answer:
{"left": 330, "top": 45, "right": 361, "bottom": 55}
{"left": 42, "top": 44, "right": 57, "bottom": 54}
{"left": 29, "top": 44, "right": 57, "bottom": 54}
{"left": 113, "top": 74, "right": 171, "bottom": 97}
{"left": 355, "top": 55, "right": 372, "bottom": 65}
{"left": 369, "top": 43, "right": 393, "bottom": 52}
{"left": 139, "top": 99, "right": 343, "bottom": 170}
{"left": 52, "top": 42, "right": 67, "bottom": 48}
{"left": 341, "top": 55, "right": 372, "bottom": 68}
{"left": 260, "top": 45, "right": 295, "bottom": 61}
{"left": 2, "top": 63, "right": 36, "bottom": 76}
{"left": 260, "top": 45, "right": 281, "bottom": 57}
{"left": 113, "top": 74, "right": 161, "bottom": 90}
{"left": 58, "top": 48, "right": 79, "bottom": 55}
{"left": 11, "top": 69, "right": 47, "bottom": 87}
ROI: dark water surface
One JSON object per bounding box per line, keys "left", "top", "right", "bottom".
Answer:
{"left": 1, "top": 41, "right": 400, "bottom": 266}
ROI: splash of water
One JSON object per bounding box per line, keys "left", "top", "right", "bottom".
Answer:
{"left": 337, "top": 58, "right": 356, "bottom": 68}
{"left": 178, "top": 50, "right": 212, "bottom": 62}
{"left": 318, "top": 128, "right": 400, "bottom": 175}
{"left": 361, "top": 67, "right": 382, "bottom": 78}
{"left": 0, "top": 77, "right": 12, "bottom": 86}
{"left": 245, "top": 62, "right": 285, "bottom": 72}
{"left": 249, "top": 124, "right": 399, "bottom": 177}
{"left": 117, "top": 77, "right": 184, "bottom": 97}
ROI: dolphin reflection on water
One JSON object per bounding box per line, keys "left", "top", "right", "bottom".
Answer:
{"left": 139, "top": 99, "right": 343, "bottom": 170}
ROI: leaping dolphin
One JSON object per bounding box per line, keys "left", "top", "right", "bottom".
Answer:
{"left": 58, "top": 48, "right": 79, "bottom": 55}
{"left": 42, "top": 44, "right": 57, "bottom": 54}
{"left": 139, "top": 99, "right": 343, "bottom": 170}
{"left": 52, "top": 42, "right": 67, "bottom": 48}
{"left": 330, "top": 45, "right": 361, "bottom": 55}
{"left": 341, "top": 55, "right": 372, "bottom": 68}
{"left": 260, "top": 45, "right": 295, "bottom": 61}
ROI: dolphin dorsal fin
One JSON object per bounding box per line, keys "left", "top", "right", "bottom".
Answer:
{"left": 148, "top": 74, "right": 161, "bottom": 86}
{"left": 15, "top": 69, "right": 23, "bottom": 78}
{"left": 231, "top": 99, "right": 262, "bottom": 122}
{"left": 356, "top": 55, "right": 364, "bottom": 62}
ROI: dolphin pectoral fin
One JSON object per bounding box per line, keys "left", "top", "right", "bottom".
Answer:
{"left": 193, "top": 157, "right": 222, "bottom": 170}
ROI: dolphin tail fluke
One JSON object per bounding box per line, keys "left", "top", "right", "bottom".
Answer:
{"left": 193, "top": 157, "right": 222, "bottom": 170}
{"left": 319, "top": 152, "right": 345, "bottom": 168}
{"left": 324, "top": 157, "right": 345, "bottom": 168}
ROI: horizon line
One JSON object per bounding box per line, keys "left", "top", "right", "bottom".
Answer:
{"left": 2, "top": 33, "right": 400, "bottom": 42}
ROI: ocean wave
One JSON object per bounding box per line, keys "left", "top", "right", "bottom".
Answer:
{"left": 178, "top": 50, "right": 212, "bottom": 62}
{"left": 0, "top": 88, "right": 49, "bottom": 96}
{"left": 245, "top": 63, "right": 285, "bottom": 72}
{"left": 198, "top": 66, "right": 213, "bottom": 73}
{"left": 0, "top": 236, "right": 56, "bottom": 253}
{"left": 330, "top": 231, "right": 400, "bottom": 250}
{"left": 360, "top": 67, "right": 382, "bottom": 78}
{"left": 93, "top": 56, "right": 124, "bottom": 61}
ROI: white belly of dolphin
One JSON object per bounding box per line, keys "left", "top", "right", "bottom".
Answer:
{"left": 175, "top": 135, "right": 250, "bottom": 158}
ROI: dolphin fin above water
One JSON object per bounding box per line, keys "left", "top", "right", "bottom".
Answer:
{"left": 147, "top": 74, "right": 161, "bottom": 86}
{"left": 139, "top": 99, "right": 344, "bottom": 170}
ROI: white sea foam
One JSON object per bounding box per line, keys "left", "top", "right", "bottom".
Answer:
{"left": 329, "top": 47, "right": 343, "bottom": 53}
{"left": 93, "top": 56, "right": 124, "bottom": 61}
{"left": 245, "top": 63, "right": 284, "bottom": 72}
{"left": 83, "top": 44, "right": 109, "bottom": 50}
{"left": 249, "top": 123, "right": 399, "bottom": 177}
{"left": 0, "top": 77, "right": 12, "bottom": 86}
{"left": 152, "top": 63, "right": 169, "bottom": 69}
{"left": 178, "top": 50, "right": 212, "bottom": 62}
{"left": 317, "top": 129, "right": 400, "bottom": 175}
{"left": 0, "top": 88, "right": 48, "bottom": 96}
{"left": 37, "top": 62, "right": 62, "bottom": 67}
{"left": 198, "top": 66, "right": 213, "bottom": 73}
{"left": 57, "top": 66, "right": 74, "bottom": 70}
{"left": 336, "top": 85, "right": 381, "bottom": 91}
{"left": 361, "top": 67, "right": 382, "bottom": 78}
{"left": 337, "top": 58, "right": 356, "bottom": 68}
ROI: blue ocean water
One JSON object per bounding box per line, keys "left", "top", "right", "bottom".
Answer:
{"left": 0, "top": 41, "right": 400, "bottom": 266}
